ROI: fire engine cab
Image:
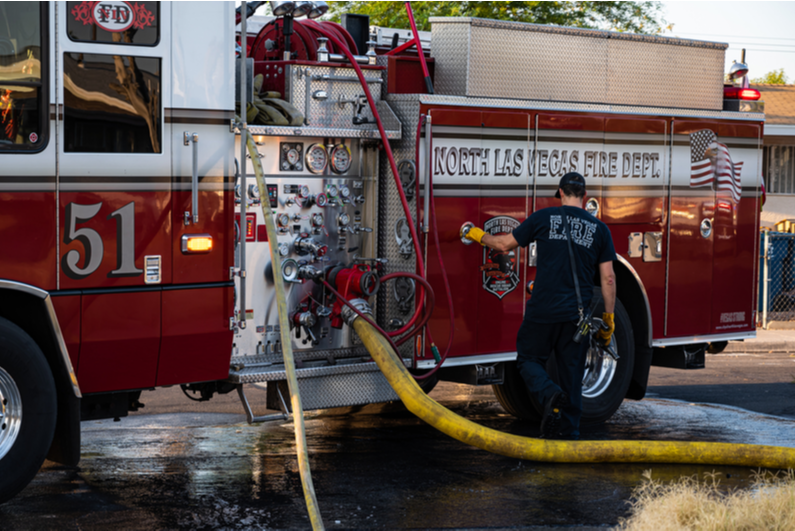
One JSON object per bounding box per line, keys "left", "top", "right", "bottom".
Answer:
{"left": 0, "top": 1, "right": 764, "bottom": 503}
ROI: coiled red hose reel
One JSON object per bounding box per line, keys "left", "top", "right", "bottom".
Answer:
{"left": 250, "top": 19, "right": 359, "bottom": 62}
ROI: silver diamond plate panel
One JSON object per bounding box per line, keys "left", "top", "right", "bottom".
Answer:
{"left": 377, "top": 98, "right": 422, "bottom": 358}
{"left": 430, "top": 17, "right": 727, "bottom": 111}
{"left": 386, "top": 93, "right": 764, "bottom": 122}
{"left": 428, "top": 22, "right": 470, "bottom": 97}
{"left": 230, "top": 346, "right": 371, "bottom": 372}
{"left": 606, "top": 39, "right": 725, "bottom": 110}
{"left": 262, "top": 368, "right": 400, "bottom": 411}
{"left": 228, "top": 358, "right": 392, "bottom": 384}
{"left": 244, "top": 99, "right": 401, "bottom": 139}
{"left": 376, "top": 55, "right": 389, "bottom": 100}
{"left": 287, "top": 64, "right": 385, "bottom": 130}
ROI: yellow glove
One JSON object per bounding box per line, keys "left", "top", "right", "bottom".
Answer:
{"left": 596, "top": 312, "right": 615, "bottom": 346}
{"left": 465, "top": 226, "right": 486, "bottom": 245}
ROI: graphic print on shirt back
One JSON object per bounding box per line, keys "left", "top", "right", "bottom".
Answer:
{"left": 549, "top": 213, "right": 597, "bottom": 249}
{"left": 481, "top": 216, "right": 520, "bottom": 299}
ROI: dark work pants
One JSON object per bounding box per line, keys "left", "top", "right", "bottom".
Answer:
{"left": 515, "top": 319, "right": 588, "bottom": 438}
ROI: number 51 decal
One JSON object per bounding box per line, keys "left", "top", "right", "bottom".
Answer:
{"left": 61, "top": 202, "right": 143, "bottom": 280}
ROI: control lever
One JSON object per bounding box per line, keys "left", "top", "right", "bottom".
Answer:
{"left": 294, "top": 235, "right": 328, "bottom": 258}
{"left": 293, "top": 311, "right": 319, "bottom": 346}
{"left": 352, "top": 255, "right": 388, "bottom": 264}
{"left": 297, "top": 265, "right": 324, "bottom": 282}
{"left": 352, "top": 95, "right": 374, "bottom": 125}
{"left": 351, "top": 225, "right": 373, "bottom": 234}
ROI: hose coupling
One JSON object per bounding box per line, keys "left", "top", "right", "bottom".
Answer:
{"left": 340, "top": 298, "right": 372, "bottom": 326}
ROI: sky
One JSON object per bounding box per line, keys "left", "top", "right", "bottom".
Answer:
{"left": 661, "top": 1, "right": 795, "bottom": 83}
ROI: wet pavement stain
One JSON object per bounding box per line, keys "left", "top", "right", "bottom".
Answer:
{"left": 1, "top": 390, "right": 794, "bottom": 530}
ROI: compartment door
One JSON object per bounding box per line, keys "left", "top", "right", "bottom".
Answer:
{"left": 475, "top": 111, "right": 532, "bottom": 355}
{"left": 710, "top": 123, "right": 761, "bottom": 334}
{"left": 665, "top": 120, "right": 719, "bottom": 337}
{"left": 422, "top": 108, "right": 482, "bottom": 361}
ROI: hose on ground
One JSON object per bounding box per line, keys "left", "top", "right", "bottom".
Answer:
{"left": 246, "top": 132, "right": 325, "bottom": 531}
{"left": 351, "top": 315, "right": 795, "bottom": 469}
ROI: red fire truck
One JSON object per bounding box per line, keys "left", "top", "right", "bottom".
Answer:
{"left": 0, "top": 1, "right": 764, "bottom": 503}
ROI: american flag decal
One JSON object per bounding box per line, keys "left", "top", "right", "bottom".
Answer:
{"left": 690, "top": 129, "right": 743, "bottom": 201}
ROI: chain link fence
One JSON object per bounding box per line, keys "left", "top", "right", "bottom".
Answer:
{"left": 759, "top": 231, "right": 795, "bottom": 328}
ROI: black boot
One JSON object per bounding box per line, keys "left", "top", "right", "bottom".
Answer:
{"left": 540, "top": 391, "right": 568, "bottom": 439}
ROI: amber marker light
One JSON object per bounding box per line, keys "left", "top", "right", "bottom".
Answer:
{"left": 181, "top": 234, "right": 213, "bottom": 254}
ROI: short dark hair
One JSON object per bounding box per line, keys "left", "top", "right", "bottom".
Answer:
{"left": 561, "top": 183, "right": 585, "bottom": 199}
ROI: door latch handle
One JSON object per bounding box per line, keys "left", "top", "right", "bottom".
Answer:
{"left": 184, "top": 132, "right": 199, "bottom": 225}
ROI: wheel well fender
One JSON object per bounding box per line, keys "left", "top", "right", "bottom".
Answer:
{"left": 613, "top": 257, "right": 653, "bottom": 400}
{"left": 0, "top": 281, "right": 82, "bottom": 466}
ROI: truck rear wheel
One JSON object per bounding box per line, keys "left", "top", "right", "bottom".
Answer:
{"left": 0, "top": 317, "right": 57, "bottom": 504}
{"left": 549, "top": 294, "right": 635, "bottom": 425}
{"left": 491, "top": 361, "right": 542, "bottom": 421}
{"left": 492, "top": 293, "right": 634, "bottom": 425}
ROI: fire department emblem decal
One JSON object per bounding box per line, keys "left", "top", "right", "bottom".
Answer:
{"left": 480, "top": 216, "right": 520, "bottom": 299}
{"left": 71, "top": 1, "right": 155, "bottom": 32}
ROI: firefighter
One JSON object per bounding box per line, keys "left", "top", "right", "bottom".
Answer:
{"left": 464, "top": 172, "right": 617, "bottom": 439}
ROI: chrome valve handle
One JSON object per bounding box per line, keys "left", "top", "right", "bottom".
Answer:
{"left": 460, "top": 221, "right": 475, "bottom": 245}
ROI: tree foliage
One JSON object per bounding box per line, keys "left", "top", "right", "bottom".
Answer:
{"left": 328, "top": 1, "right": 669, "bottom": 34}
{"left": 751, "top": 68, "right": 788, "bottom": 85}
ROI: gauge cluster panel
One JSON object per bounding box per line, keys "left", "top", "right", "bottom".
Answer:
{"left": 237, "top": 137, "right": 377, "bottom": 364}
{"left": 277, "top": 141, "right": 356, "bottom": 176}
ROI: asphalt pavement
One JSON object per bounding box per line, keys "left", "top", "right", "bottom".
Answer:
{"left": 1, "top": 328, "right": 794, "bottom": 530}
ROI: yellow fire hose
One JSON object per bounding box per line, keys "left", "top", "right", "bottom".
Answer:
{"left": 350, "top": 316, "right": 795, "bottom": 469}
{"left": 246, "top": 133, "right": 325, "bottom": 530}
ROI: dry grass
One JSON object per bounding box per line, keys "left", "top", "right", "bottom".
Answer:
{"left": 617, "top": 469, "right": 795, "bottom": 531}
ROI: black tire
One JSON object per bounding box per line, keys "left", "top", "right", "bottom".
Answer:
{"left": 415, "top": 372, "right": 439, "bottom": 395}
{"left": 0, "top": 317, "right": 57, "bottom": 504}
{"left": 707, "top": 341, "right": 728, "bottom": 354}
{"left": 547, "top": 292, "right": 635, "bottom": 425}
{"left": 491, "top": 361, "right": 542, "bottom": 421}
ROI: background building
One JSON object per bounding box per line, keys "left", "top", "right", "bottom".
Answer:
{"left": 753, "top": 84, "right": 795, "bottom": 228}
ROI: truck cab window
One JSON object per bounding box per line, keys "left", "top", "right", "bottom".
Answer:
{"left": 0, "top": 2, "right": 47, "bottom": 152}
{"left": 63, "top": 53, "right": 161, "bottom": 153}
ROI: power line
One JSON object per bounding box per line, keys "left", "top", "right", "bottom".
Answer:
{"left": 668, "top": 31, "right": 795, "bottom": 43}
{"left": 727, "top": 46, "right": 795, "bottom": 56}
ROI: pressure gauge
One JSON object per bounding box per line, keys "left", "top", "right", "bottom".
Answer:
{"left": 315, "top": 192, "right": 328, "bottom": 207}
{"left": 312, "top": 213, "right": 324, "bottom": 227}
{"left": 305, "top": 144, "right": 328, "bottom": 174}
{"left": 339, "top": 184, "right": 351, "bottom": 201}
{"left": 337, "top": 212, "right": 350, "bottom": 227}
{"left": 247, "top": 183, "right": 260, "bottom": 201}
{"left": 325, "top": 184, "right": 338, "bottom": 198}
{"left": 277, "top": 213, "right": 290, "bottom": 227}
{"left": 278, "top": 242, "right": 290, "bottom": 257}
{"left": 330, "top": 144, "right": 352, "bottom": 174}
{"left": 298, "top": 184, "right": 311, "bottom": 199}
{"left": 286, "top": 148, "right": 300, "bottom": 166}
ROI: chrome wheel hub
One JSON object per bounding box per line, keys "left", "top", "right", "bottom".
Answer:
{"left": 582, "top": 341, "right": 618, "bottom": 399}
{"left": 0, "top": 367, "right": 22, "bottom": 460}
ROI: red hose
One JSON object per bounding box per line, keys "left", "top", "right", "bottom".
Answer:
{"left": 323, "top": 271, "right": 435, "bottom": 357}
{"left": 410, "top": 115, "right": 456, "bottom": 380}
{"left": 380, "top": 272, "right": 434, "bottom": 347}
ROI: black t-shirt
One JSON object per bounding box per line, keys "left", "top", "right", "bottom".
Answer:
{"left": 512, "top": 205, "right": 616, "bottom": 324}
